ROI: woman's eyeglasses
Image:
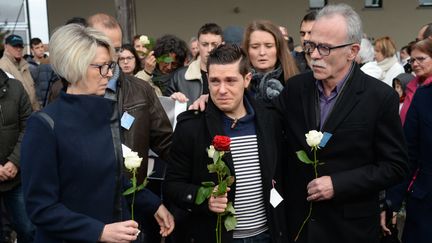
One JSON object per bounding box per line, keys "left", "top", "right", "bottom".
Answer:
{"left": 89, "top": 62, "right": 116, "bottom": 78}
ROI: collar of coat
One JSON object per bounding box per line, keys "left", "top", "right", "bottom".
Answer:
{"left": 184, "top": 57, "right": 203, "bottom": 81}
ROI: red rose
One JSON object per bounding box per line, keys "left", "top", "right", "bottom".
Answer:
{"left": 212, "top": 135, "right": 231, "bottom": 151}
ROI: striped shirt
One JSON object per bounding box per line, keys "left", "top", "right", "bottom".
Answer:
{"left": 230, "top": 135, "right": 268, "bottom": 238}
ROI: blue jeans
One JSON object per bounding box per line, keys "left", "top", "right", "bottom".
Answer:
{"left": 0, "top": 185, "right": 34, "bottom": 243}
{"left": 232, "top": 231, "right": 271, "bottom": 243}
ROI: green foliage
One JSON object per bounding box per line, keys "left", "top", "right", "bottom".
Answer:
{"left": 296, "top": 150, "right": 314, "bottom": 164}
{"left": 195, "top": 143, "right": 237, "bottom": 241}
{"left": 156, "top": 54, "right": 174, "bottom": 64}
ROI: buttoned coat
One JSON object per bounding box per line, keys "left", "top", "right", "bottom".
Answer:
{"left": 274, "top": 63, "right": 408, "bottom": 243}
{"left": 164, "top": 93, "right": 288, "bottom": 243}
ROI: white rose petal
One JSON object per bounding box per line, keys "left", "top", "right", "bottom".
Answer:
{"left": 122, "top": 145, "right": 143, "bottom": 170}
{"left": 139, "top": 35, "right": 150, "bottom": 45}
{"left": 207, "top": 145, "right": 215, "bottom": 159}
{"left": 305, "top": 130, "right": 323, "bottom": 148}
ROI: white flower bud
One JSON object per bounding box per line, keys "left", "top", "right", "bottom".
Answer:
{"left": 305, "top": 130, "right": 323, "bottom": 148}
{"left": 139, "top": 35, "right": 150, "bottom": 45}
{"left": 207, "top": 145, "right": 215, "bottom": 159}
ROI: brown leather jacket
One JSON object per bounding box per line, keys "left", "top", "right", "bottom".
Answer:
{"left": 118, "top": 73, "right": 172, "bottom": 183}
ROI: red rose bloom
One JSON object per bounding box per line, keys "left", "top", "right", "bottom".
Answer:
{"left": 212, "top": 135, "right": 231, "bottom": 151}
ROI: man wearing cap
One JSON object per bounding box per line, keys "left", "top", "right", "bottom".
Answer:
{"left": 0, "top": 35, "right": 40, "bottom": 111}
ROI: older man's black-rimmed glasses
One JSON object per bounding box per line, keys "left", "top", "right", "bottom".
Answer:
{"left": 304, "top": 41, "right": 354, "bottom": 56}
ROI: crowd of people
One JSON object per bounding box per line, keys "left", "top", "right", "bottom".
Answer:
{"left": 0, "top": 2, "right": 431, "bottom": 243}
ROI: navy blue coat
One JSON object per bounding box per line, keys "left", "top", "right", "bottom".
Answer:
{"left": 387, "top": 84, "right": 432, "bottom": 243}
{"left": 21, "top": 92, "right": 160, "bottom": 243}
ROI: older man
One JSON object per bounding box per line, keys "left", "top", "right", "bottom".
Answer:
{"left": 274, "top": 3, "right": 408, "bottom": 243}
{"left": 0, "top": 35, "right": 39, "bottom": 111}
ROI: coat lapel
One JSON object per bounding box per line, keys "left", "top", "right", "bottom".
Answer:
{"left": 205, "top": 100, "right": 235, "bottom": 173}
{"left": 301, "top": 78, "right": 319, "bottom": 131}
{"left": 252, "top": 98, "right": 277, "bottom": 181}
{"left": 322, "top": 65, "right": 365, "bottom": 133}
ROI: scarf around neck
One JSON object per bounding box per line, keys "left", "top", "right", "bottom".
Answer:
{"left": 377, "top": 55, "right": 398, "bottom": 74}
{"left": 250, "top": 63, "right": 284, "bottom": 102}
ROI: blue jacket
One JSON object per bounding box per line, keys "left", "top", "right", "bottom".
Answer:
{"left": 386, "top": 84, "right": 432, "bottom": 243}
{"left": 21, "top": 92, "right": 160, "bottom": 243}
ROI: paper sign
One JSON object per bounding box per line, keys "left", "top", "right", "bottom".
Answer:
{"left": 270, "top": 188, "right": 283, "bottom": 208}
{"left": 319, "top": 132, "right": 332, "bottom": 148}
{"left": 121, "top": 112, "right": 135, "bottom": 130}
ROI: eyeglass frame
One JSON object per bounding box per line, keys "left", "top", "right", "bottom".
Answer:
{"left": 118, "top": 56, "right": 136, "bottom": 63}
{"left": 407, "top": 56, "right": 430, "bottom": 65}
{"left": 89, "top": 61, "right": 116, "bottom": 78}
{"left": 303, "top": 40, "right": 354, "bottom": 56}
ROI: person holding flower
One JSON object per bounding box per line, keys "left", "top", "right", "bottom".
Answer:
{"left": 164, "top": 44, "right": 288, "bottom": 243}
{"left": 273, "top": 4, "right": 408, "bottom": 243}
{"left": 135, "top": 34, "right": 189, "bottom": 96}
{"left": 20, "top": 24, "right": 173, "bottom": 243}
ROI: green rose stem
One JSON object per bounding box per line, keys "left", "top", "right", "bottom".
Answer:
{"left": 130, "top": 168, "right": 137, "bottom": 221}
{"left": 294, "top": 146, "right": 318, "bottom": 242}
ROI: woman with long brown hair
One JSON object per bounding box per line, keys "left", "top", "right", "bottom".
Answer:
{"left": 243, "top": 20, "right": 299, "bottom": 102}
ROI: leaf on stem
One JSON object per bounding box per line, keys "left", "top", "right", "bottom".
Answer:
{"left": 195, "top": 186, "right": 213, "bottom": 205}
{"left": 215, "top": 180, "right": 227, "bottom": 196}
{"left": 224, "top": 215, "right": 237, "bottom": 231}
{"left": 296, "top": 150, "right": 314, "bottom": 164}
{"left": 208, "top": 163, "right": 217, "bottom": 173}
{"left": 122, "top": 187, "right": 135, "bottom": 196}
{"left": 226, "top": 176, "right": 235, "bottom": 186}
{"left": 202, "top": 181, "right": 216, "bottom": 187}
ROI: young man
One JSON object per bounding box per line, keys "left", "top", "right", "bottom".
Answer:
{"left": 293, "top": 11, "right": 316, "bottom": 73}
{"left": 167, "top": 23, "right": 224, "bottom": 106}
{"left": 274, "top": 4, "right": 408, "bottom": 243}
{"left": 164, "top": 44, "right": 287, "bottom": 243}
{"left": 25, "top": 38, "right": 58, "bottom": 107}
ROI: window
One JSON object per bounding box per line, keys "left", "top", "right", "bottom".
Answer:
{"left": 0, "top": 0, "right": 29, "bottom": 45}
{"left": 419, "top": 0, "right": 432, "bottom": 6}
{"left": 309, "top": 0, "right": 327, "bottom": 9}
{"left": 365, "top": 0, "right": 382, "bottom": 8}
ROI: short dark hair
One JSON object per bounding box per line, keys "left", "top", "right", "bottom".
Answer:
{"left": 301, "top": 11, "right": 317, "bottom": 26}
{"left": 153, "top": 34, "right": 189, "bottom": 69}
{"left": 206, "top": 44, "right": 250, "bottom": 76}
{"left": 197, "top": 23, "right": 223, "bottom": 39}
{"left": 65, "top": 17, "right": 88, "bottom": 27}
{"left": 422, "top": 23, "right": 432, "bottom": 40}
{"left": 30, "top": 38, "right": 42, "bottom": 48}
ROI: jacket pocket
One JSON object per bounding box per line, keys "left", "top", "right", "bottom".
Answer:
{"left": 0, "top": 102, "right": 19, "bottom": 126}
{"left": 343, "top": 201, "right": 379, "bottom": 218}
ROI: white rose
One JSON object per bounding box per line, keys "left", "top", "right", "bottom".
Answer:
{"left": 207, "top": 145, "right": 215, "bottom": 159}
{"left": 123, "top": 147, "right": 143, "bottom": 170}
{"left": 305, "top": 130, "right": 323, "bottom": 148}
{"left": 139, "top": 35, "right": 150, "bottom": 45}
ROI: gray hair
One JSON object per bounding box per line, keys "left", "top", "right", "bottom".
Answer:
{"left": 316, "top": 3, "right": 363, "bottom": 44}
{"left": 49, "top": 24, "right": 114, "bottom": 83}
{"left": 358, "top": 38, "right": 375, "bottom": 63}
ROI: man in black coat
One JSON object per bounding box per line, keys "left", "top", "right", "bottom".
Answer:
{"left": 274, "top": 3, "right": 408, "bottom": 243}
{"left": 164, "top": 44, "right": 288, "bottom": 243}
